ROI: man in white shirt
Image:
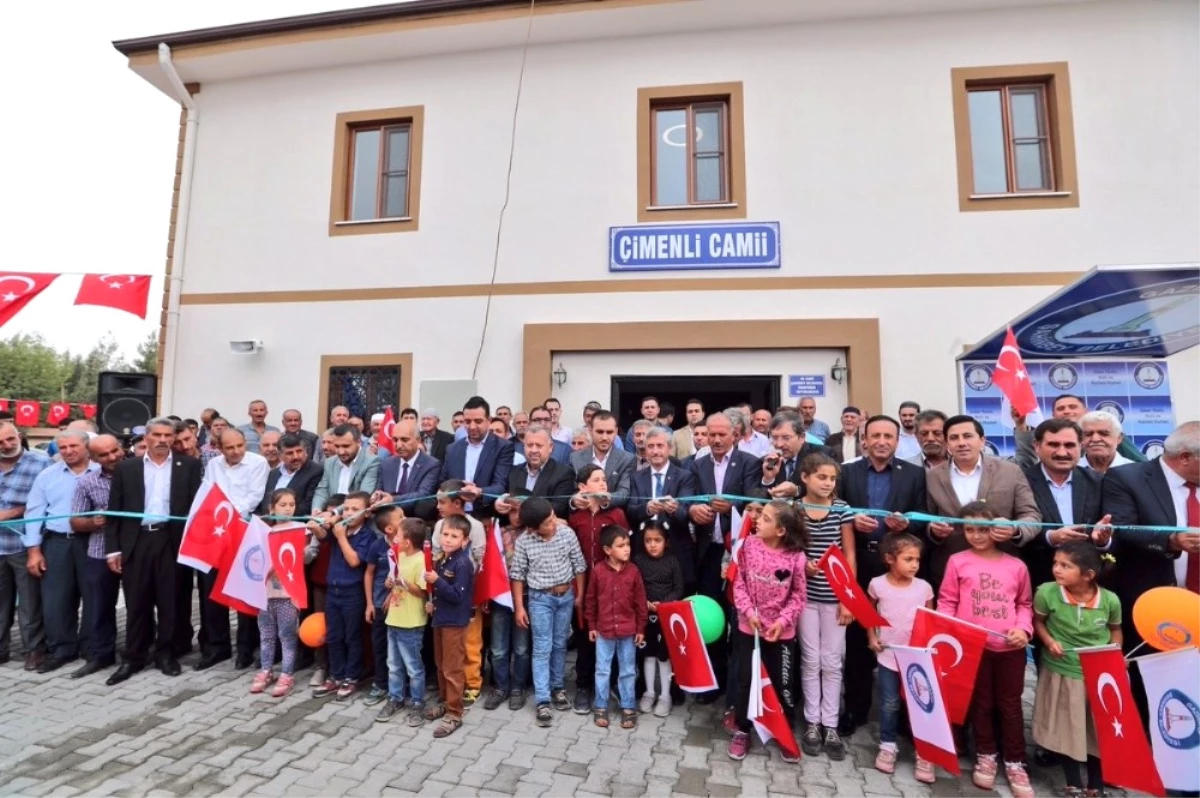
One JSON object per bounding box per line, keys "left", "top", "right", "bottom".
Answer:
{"left": 896, "top": 401, "right": 922, "bottom": 461}
{"left": 733, "top": 408, "right": 772, "bottom": 459}
{"left": 1079, "top": 410, "right": 1132, "bottom": 474}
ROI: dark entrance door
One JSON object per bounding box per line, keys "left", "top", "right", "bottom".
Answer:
{"left": 611, "top": 375, "right": 781, "bottom": 434}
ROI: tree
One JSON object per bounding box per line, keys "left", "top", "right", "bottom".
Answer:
{"left": 63, "top": 336, "right": 126, "bottom": 404}
{"left": 133, "top": 330, "right": 158, "bottom": 375}
{"left": 0, "top": 334, "right": 69, "bottom": 402}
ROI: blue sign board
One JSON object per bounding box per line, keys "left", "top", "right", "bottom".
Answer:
{"left": 961, "top": 265, "right": 1199, "bottom": 360}
{"left": 961, "top": 359, "right": 1175, "bottom": 458}
{"left": 609, "top": 221, "right": 781, "bottom": 272}
{"left": 788, "top": 375, "right": 825, "bottom": 398}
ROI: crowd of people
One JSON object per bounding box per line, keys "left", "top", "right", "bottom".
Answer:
{"left": 0, "top": 392, "right": 1196, "bottom": 797}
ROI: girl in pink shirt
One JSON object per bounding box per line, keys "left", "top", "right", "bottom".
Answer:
{"left": 729, "top": 500, "right": 807, "bottom": 763}
{"left": 937, "top": 501, "right": 1034, "bottom": 798}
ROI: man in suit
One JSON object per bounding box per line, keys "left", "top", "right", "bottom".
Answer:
{"left": 496, "top": 426, "right": 574, "bottom": 520}
{"left": 671, "top": 399, "right": 706, "bottom": 460}
{"left": 569, "top": 410, "right": 635, "bottom": 508}
{"left": 823, "top": 406, "right": 863, "bottom": 465}
{"left": 628, "top": 428, "right": 696, "bottom": 559}
{"left": 281, "top": 409, "right": 322, "bottom": 465}
{"left": 419, "top": 409, "right": 455, "bottom": 462}
{"left": 520, "top": 407, "right": 573, "bottom": 465}
{"left": 259, "top": 433, "right": 322, "bottom": 517}
{"left": 755, "top": 413, "right": 831, "bottom": 500}
{"left": 925, "top": 415, "right": 1041, "bottom": 592}
{"left": 904, "top": 410, "right": 949, "bottom": 470}
{"left": 443, "top": 396, "right": 513, "bottom": 519}
{"left": 104, "top": 418, "right": 203, "bottom": 684}
{"left": 373, "top": 420, "right": 441, "bottom": 522}
{"left": 679, "top": 421, "right": 709, "bottom": 470}
{"left": 837, "top": 414, "right": 928, "bottom": 735}
{"left": 312, "top": 424, "right": 381, "bottom": 511}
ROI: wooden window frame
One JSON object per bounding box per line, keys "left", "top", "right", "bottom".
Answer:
{"left": 637, "top": 82, "right": 746, "bottom": 223}
{"left": 317, "top": 353, "right": 413, "bottom": 429}
{"left": 328, "top": 106, "right": 424, "bottom": 236}
{"left": 951, "top": 63, "right": 1078, "bottom": 212}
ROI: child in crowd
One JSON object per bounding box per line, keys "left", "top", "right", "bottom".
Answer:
{"left": 510, "top": 497, "right": 588, "bottom": 728}
{"left": 308, "top": 491, "right": 380, "bottom": 701}
{"left": 585, "top": 525, "right": 647, "bottom": 729}
{"left": 568, "top": 465, "right": 629, "bottom": 714}
{"left": 250, "top": 489, "right": 305, "bottom": 698}
{"left": 432, "top": 480, "right": 485, "bottom": 706}
{"left": 377, "top": 518, "right": 430, "bottom": 727}
{"left": 721, "top": 501, "right": 764, "bottom": 733}
{"left": 363, "top": 505, "right": 405, "bottom": 707}
{"left": 797, "top": 453, "right": 856, "bottom": 760}
{"left": 938, "top": 501, "right": 1034, "bottom": 798}
{"left": 304, "top": 493, "right": 344, "bottom": 688}
{"left": 867, "top": 533, "right": 935, "bottom": 782}
{"left": 1032, "top": 542, "right": 1121, "bottom": 798}
{"left": 729, "top": 500, "right": 808, "bottom": 763}
{"left": 424, "top": 514, "right": 475, "bottom": 737}
{"left": 485, "top": 505, "right": 531, "bottom": 711}
{"left": 634, "top": 520, "right": 683, "bottom": 717}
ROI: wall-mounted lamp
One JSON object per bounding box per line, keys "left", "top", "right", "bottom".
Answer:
{"left": 553, "top": 362, "right": 568, "bottom": 388}
{"left": 830, "top": 357, "right": 848, "bottom": 385}
{"left": 229, "top": 339, "right": 264, "bottom": 355}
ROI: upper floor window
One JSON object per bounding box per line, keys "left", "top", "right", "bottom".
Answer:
{"left": 951, "top": 63, "right": 1078, "bottom": 212}
{"left": 328, "top": 106, "right": 425, "bottom": 236}
{"left": 637, "top": 82, "right": 746, "bottom": 223}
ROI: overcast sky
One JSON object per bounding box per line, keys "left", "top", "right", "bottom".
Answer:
{"left": 1, "top": 1, "right": 374, "bottom": 357}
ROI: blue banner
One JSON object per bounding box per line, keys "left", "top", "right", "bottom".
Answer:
{"left": 788, "top": 375, "right": 825, "bottom": 398}
{"left": 961, "top": 359, "right": 1175, "bottom": 457}
{"left": 609, "top": 221, "right": 781, "bottom": 272}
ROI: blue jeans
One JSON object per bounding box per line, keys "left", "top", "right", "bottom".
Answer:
{"left": 878, "top": 665, "right": 902, "bottom": 744}
{"left": 325, "top": 584, "right": 365, "bottom": 682}
{"left": 387, "top": 626, "right": 425, "bottom": 704}
{"left": 490, "top": 603, "right": 530, "bottom": 694}
{"left": 528, "top": 589, "right": 574, "bottom": 705}
{"left": 594, "top": 635, "right": 636, "bottom": 711}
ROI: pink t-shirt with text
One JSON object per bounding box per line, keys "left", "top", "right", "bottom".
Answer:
{"left": 868, "top": 575, "right": 934, "bottom": 671}
{"left": 936, "top": 549, "right": 1033, "bottom": 651}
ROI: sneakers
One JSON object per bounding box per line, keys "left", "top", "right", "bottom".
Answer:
{"left": 723, "top": 709, "right": 738, "bottom": 735}
{"left": 801, "top": 724, "right": 824, "bottom": 757}
{"left": 823, "top": 728, "right": 846, "bottom": 761}
{"left": 973, "top": 754, "right": 998, "bottom": 791}
{"left": 573, "top": 689, "right": 591, "bottom": 714}
{"left": 271, "top": 674, "right": 295, "bottom": 698}
{"left": 780, "top": 744, "right": 801, "bottom": 764}
{"left": 408, "top": 702, "right": 426, "bottom": 727}
{"left": 376, "top": 699, "right": 403, "bottom": 723}
{"left": 639, "top": 692, "right": 656, "bottom": 714}
{"left": 250, "top": 669, "right": 274, "bottom": 694}
{"left": 1005, "top": 762, "right": 1034, "bottom": 798}
{"left": 508, "top": 691, "right": 526, "bottom": 711}
{"left": 536, "top": 703, "right": 553, "bottom": 727}
{"left": 308, "top": 667, "right": 327, "bottom": 688}
{"left": 914, "top": 757, "right": 935, "bottom": 784}
{"left": 363, "top": 685, "right": 388, "bottom": 706}
{"left": 463, "top": 688, "right": 480, "bottom": 707}
{"left": 653, "top": 697, "right": 671, "bottom": 718}
{"left": 875, "top": 747, "right": 896, "bottom": 774}
{"left": 551, "top": 689, "right": 571, "bottom": 712}
{"left": 313, "top": 678, "right": 338, "bottom": 699}
{"left": 483, "top": 689, "right": 506, "bottom": 711}
{"left": 335, "top": 679, "right": 356, "bottom": 701}
{"left": 728, "top": 731, "right": 750, "bottom": 761}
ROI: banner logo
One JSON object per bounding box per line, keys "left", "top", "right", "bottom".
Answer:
{"left": 1047, "top": 363, "right": 1079, "bottom": 390}
{"left": 905, "top": 663, "right": 935, "bottom": 713}
{"left": 964, "top": 365, "right": 992, "bottom": 391}
{"left": 1133, "top": 362, "right": 1166, "bottom": 390}
{"left": 1157, "top": 689, "right": 1200, "bottom": 751}
{"left": 242, "top": 544, "right": 267, "bottom": 581}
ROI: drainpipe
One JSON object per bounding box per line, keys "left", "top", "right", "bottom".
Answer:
{"left": 157, "top": 43, "right": 197, "bottom": 414}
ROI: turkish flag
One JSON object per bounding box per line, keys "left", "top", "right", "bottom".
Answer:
{"left": 178, "top": 481, "right": 242, "bottom": 573}
{"left": 1080, "top": 647, "right": 1164, "bottom": 797}
{"left": 910, "top": 607, "right": 988, "bottom": 725}
{"left": 817, "top": 544, "right": 889, "bottom": 628}
{"left": 211, "top": 515, "right": 269, "bottom": 615}
{"left": 376, "top": 408, "right": 397, "bottom": 456}
{"left": 659, "top": 600, "right": 719, "bottom": 692}
{"left": 73, "top": 274, "right": 152, "bottom": 319}
{"left": 723, "top": 505, "right": 753, "bottom": 603}
{"left": 46, "top": 402, "right": 70, "bottom": 426}
{"left": 0, "top": 400, "right": 8, "bottom": 413}
{"left": 424, "top": 540, "right": 434, "bottom": 595}
{"left": 0, "top": 272, "right": 57, "bottom": 329}
{"left": 992, "top": 327, "right": 1039, "bottom": 417}
{"left": 14, "top": 401, "right": 41, "bottom": 427}
{"left": 266, "top": 522, "right": 309, "bottom": 609}
{"left": 80, "top": 404, "right": 97, "bottom": 420}
{"left": 474, "top": 519, "right": 513, "bottom": 608}
{"left": 748, "top": 634, "right": 800, "bottom": 759}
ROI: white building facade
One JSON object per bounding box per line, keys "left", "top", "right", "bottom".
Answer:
{"left": 115, "top": 0, "right": 1200, "bottom": 432}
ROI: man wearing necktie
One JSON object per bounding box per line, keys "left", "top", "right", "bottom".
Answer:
{"left": 372, "top": 421, "right": 441, "bottom": 522}
{"left": 628, "top": 429, "right": 695, "bottom": 573}
{"left": 756, "top": 414, "right": 829, "bottom": 501}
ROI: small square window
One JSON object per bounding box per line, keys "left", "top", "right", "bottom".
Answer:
{"left": 329, "top": 107, "right": 424, "bottom": 235}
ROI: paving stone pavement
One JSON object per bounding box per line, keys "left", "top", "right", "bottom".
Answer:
{"left": 0, "top": 613, "right": 1133, "bottom": 797}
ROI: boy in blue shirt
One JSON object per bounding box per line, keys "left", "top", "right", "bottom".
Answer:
{"left": 363, "top": 505, "right": 403, "bottom": 707}
{"left": 423, "top": 514, "right": 474, "bottom": 737}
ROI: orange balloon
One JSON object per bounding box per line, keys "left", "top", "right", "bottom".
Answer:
{"left": 1133, "top": 586, "right": 1200, "bottom": 651}
{"left": 299, "top": 612, "right": 326, "bottom": 648}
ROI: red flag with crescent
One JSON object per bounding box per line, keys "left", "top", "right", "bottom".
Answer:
{"left": 14, "top": 400, "right": 41, "bottom": 427}
{"left": 1081, "top": 647, "right": 1164, "bottom": 796}
{"left": 46, "top": 402, "right": 70, "bottom": 426}
{"left": 179, "top": 481, "right": 243, "bottom": 572}
{"left": 992, "top": 327, "right": 1039, "bottom": 416}
{"left": 73, "top": 274, "right": 152, "bottom": 319}
{"left": 816, "top": 544, "right": 889, "bottom": 628}
{"left": 658, "top": 600, "right": 719, "bottom": 692}
{"left": 0, "top": 272, "right": 58, "bottom": 329}
{"left": 376, "top": 408, "right": 397, "bottom": 456}
{"left": 266, "top": 522, "right": 309, "bottom": 609}
{"left": 909, "top": 607, "right": 989, "bottom": 725}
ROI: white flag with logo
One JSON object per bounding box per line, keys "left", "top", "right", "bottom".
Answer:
{"left": 1138, "top": 647, "right": 1200, "bottom": 792}
{"left": 218, "top": 515, "right": 270, "bottom": 612}
{"left": 891, "top": 645, "right": 961, "bottom": 775}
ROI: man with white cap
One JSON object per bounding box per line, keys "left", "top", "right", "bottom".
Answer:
{"left": 420, "top": 409, "right": 455, "bottom": 462}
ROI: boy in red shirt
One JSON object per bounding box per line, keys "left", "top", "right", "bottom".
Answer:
{"left": 585, "top": 525, "right": 647, "bottom": 730}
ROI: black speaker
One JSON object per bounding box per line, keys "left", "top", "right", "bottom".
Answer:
{"left": 97, "top": 371, "right": 157, "bottom": 436}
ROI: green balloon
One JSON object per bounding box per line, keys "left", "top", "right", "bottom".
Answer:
{"left": 685, "top": 594, "right": 725, "bottom": 644}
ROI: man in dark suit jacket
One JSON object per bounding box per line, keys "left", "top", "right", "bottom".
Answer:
{"left": 496, "top": 427, "right": 575, "bottom": 519}
{"left": 443, "top": 397, "right": 514, "bottom": 518}
{"left": 374, "top": 420, "right": 442, "bottom": 522}
{"left": 259, "top": 433, "right": 322, "bottom": 517}
{"left": 837, "top": 415, "right": 928, "bottom": 735}
{"left": 569, "top": 413, "right": 636, "bottom": 508}
{"left": 628, "top": 428, "right": 697, "bottom": 576}
{"left": 753, "top": 414, "right": 830, "bottom": 500}
{"left": 420, "top": 409, "right": 455, "bottom": 462}
{"left": 104, "top": 418, "right": 203, "bottom": 684}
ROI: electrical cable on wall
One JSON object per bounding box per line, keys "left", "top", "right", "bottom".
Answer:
{"left": 471, "top": 0, "right": 537, "bottom": 380}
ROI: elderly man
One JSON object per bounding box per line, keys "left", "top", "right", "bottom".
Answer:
{"left": 329, "top": 405, "right": 351, "bottom": 428}
{"left": 522, "top": 407, "right": 572, "bottom": 465}
{"left": 23, "top": 430, "right": 98, "bottom": 673}
{"left": 824, "top": 406, "right": 863, "bottom": 464}
{"left": 0, "top": 421, "right": 51, "bottom": 670}
{"left": 259, "top": 430, "right": 282, "bottom": 470}
{"left": 443, "top": 397, "right": 513, "bottom": 518}
{"left": 261, "top": 433, "right": 323, "bottom": 517}
{"left": 732, "top": 408, "right": 772, "bottom": 458}
{"left": 281, "top": 408, "right": 322, "bottom": 464}
{"left": 1015, "top": 394, "right": 1145, "bottom": 468}
{"left": 906, "top": 410, "right": 949, "bottom": 469}
{"left": 200, "top": 416, "right": 229, "bottom": 459}
{"left": 372, "top": 420, "right": 441, "bottom": 522}
{"left": 238, "top": 400, "right": 279, "bottom": 454}
{"left": 313, "top": 424, "right": 381, "bottom": 511}
{"left": 104, "top": 418, "right": 203, "bottom": 684}
{"left": 497, "top": 426, "right": 574, "bottom": 520}
{"left": 419, "top": 409, "right": 455, "bottom": 462}
{"left": 797, "top": 397, "right": 831, "bottom": 443}
{"left": 629, "top": 427, "right": 696, "bottom": 557}
{"left": 672, "top": 399, "right": 706, "bottom": 460}
{"left": 68, "top": 434, "right": 124, "bottom": 678}
{"left": 570, "top": 410, "right": 634, "bottom": 509}
{"left": 1078, "top": 411, "right": 1133, "bottom": 474}
{"left": 570, "top": 428, "right": 591, "bottom": 453}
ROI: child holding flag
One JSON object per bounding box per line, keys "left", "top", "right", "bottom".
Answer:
{"left": 377, "top": 518, "right": 429, "bottom": 726}
{"left": 634, "top": 520, "right": 683, "bottom": 717}
{"left": 250, "top": 489, "right": 305, "bottom": 698}
{"left": 729, "top": 500, "right": 808, "bottom": 762}
{"left": 485, "top": 505, "right": 531, "bottom": 711}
